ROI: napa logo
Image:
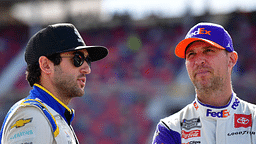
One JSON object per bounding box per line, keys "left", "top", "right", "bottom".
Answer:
{"left": 11, "top": 118, "right": 33, "bottom": 129}
{"left": 187, "top": 28, "right": 211, "bottom": 38}
{"left": 206, "top": 109, "right": 230, "bottom": 118}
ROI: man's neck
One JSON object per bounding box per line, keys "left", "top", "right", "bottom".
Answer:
{"left": 196, "top": 89, "right": 232, "bottom": 107}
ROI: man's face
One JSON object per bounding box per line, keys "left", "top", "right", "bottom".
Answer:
{"left": 52, "top": 49, "right": 91, "bottom": 98}
{"left": 185, "top": 41, "right": 231, "bottom": 92}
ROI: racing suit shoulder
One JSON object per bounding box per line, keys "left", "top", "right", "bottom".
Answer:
{"left": 152, "top": 103, "right": 196, "bottom": 144}
{"left": 1, "top": 99, "right": 57, "bottom": 144}
{"left": 237, "top": 98, "right": 256, "bottom": 112}
{"left": 152, "top": 121, "right": 181, "bottom": 144}
{"left": 162, "top": 103, "right": 196, "bottom": 130}
{"left": 236, "top": 98, "right": 256, "bottom": 121}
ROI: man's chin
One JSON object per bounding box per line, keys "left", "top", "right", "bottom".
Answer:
{"left": 71, "top": 86, "right": 85, "bottom": 97}
{"left": 193, "top": 80, "right": 212, "bottom": 90}
{"left": 77, "top": 89, "right": 85, "bottom": 97}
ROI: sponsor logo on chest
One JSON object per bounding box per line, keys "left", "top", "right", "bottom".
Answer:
{"left": 205, "top": 98, "right": 240, "bottom": 118}
{"left": 227, "top": 130, "right": 255, "bottom": 136}
{"left": 11, "top": 118, "right": 33, "bottom": 129}
{"left": 9, "top": 128, "right": 35, "bottom": 141}
{"left": 234, "top": 114, "right": 252, "bottom": 128}
{"left": 182, "top": 141, "right": 201, "bottom": 144}
{"left": 182, "top": 130, "right": 201, "bottom": 139}
{"left": 206, "top": 109, "right": 230, "bottom": 118}
{"left": 181, "top": 118, "right": 201, "bottom": 130}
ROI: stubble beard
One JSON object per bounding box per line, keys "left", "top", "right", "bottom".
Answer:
{"left": 192, "top": 75, "right": 224, "bottom": 95}
{"left": 54, "top": 67, "right": 84, "bottom": 99}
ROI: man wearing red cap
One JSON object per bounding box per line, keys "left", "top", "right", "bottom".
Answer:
{"left": 152, "top": 22, "right": 256, "bottom": 144}
{"left": 0, "top": 23, "right": 108, "bottom": 144}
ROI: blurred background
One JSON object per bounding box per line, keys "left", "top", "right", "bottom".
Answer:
{"left": 1, "top": 0, "right": 256, "bottom": 143}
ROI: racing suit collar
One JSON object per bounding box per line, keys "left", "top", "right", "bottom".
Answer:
{"left": 194, "top": 93, "right": 240, "bottom": 120}
{"left": 28, "top": 84, "right": 75, "bottom": 125}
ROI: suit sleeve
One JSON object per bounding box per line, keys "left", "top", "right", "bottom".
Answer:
{"left": 1, "top": 106, "right": 54, "bottom": 144}
{"left": 152, "top": 121, "right": 181, "bottom": 144}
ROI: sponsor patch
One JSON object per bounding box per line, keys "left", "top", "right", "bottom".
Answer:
{"left": 9, "top": 128, "right": 35, "bottom": 141}
{"left": 206, "top": 109, "right": 230, "bottom": 118}
{"left": 11, "top": 118, "right": 33, "bottom": 129}
{"left": 181, "top": 118, "right": 201, "bottom": 130}
{"left": 193, "top": 102, "right": 199, "bottom": 110}
{"left": 182, "top": 130, "right": 201, "bottom": 139}
{"left": 182, "top": 141, "right": 201, "bottom": 144}
{"left": 227, "top": 131, "right": 255, "bottom": 136}
{"left": 234, "top": 114, "right": 252, "bottom": 128}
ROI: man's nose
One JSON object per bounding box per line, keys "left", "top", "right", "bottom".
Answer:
{"left": 194, "top": 54, "right": 206, "bottom": 66}
{"left": 80, "top": 62, "right": 91, "bottom": 74}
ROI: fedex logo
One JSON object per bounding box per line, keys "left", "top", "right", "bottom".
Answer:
{"left": 206, "top": 109, "right": 230, "bottom": 118}
{"left": 187, "top": 28, "right": 211, "bottom": 38}
{"left": 231, "top": 98, "right": 240, "bottom": 110}
{"left": 193, "top": 101, "right": 199, "bottom": 110}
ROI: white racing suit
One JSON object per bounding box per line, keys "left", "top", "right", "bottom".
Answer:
{"left": 152, "top": 93, "right": 256, "bottom": 144}
{"left": 0, "top": 84, "right": 79, "bottom": 144}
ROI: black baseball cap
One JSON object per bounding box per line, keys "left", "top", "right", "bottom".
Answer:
{"left": 25, "top": 23, "right": 108, "bottom": 65}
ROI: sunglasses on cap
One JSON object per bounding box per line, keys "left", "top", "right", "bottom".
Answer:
{"left": 61, "top": 52, "right": 91, "bottom": 67}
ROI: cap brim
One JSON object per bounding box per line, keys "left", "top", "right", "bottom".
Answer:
{"left": 75, "top": 46, "right": 109, "bottom": 62}
{"left": 175, "top": 38, "right": 226, "bottom": 58}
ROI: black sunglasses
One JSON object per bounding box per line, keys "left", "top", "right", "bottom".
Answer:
{"left": 61, "top": 52, "right": 91, "bottom": 67}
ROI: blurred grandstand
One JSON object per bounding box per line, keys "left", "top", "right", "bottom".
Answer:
{"left": 1, "top": 1, "right": 256, "bottom": 143}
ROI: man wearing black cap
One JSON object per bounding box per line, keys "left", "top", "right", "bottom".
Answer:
{"left": 152, "top": 22, "right": 256, "bottom": 143}
{"left": 0, "top": 23, "right": 108, "bottom": 143}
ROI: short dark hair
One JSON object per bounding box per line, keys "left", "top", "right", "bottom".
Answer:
{"left": 25, "top": 53, "right": 61, "bottom": 87}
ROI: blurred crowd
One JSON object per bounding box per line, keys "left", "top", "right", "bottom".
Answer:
{"left": 1, "top": 11, "right": 256, "bottom": 143}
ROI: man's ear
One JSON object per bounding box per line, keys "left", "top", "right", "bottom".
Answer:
{"left": 229, "top": 51, "right": 238, "bottom": 68}
{"left": 38, "top": 56, "right": 54, "bottom": 75}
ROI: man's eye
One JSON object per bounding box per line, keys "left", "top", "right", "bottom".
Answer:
{"left": 205, "top": 49, "right": 214, "bottom": 53}
{"left": 186, "top": 52, "right": 195, "bottom": 58}
{"left": 85, "top": 56, "right": 92, "bottom": 67}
